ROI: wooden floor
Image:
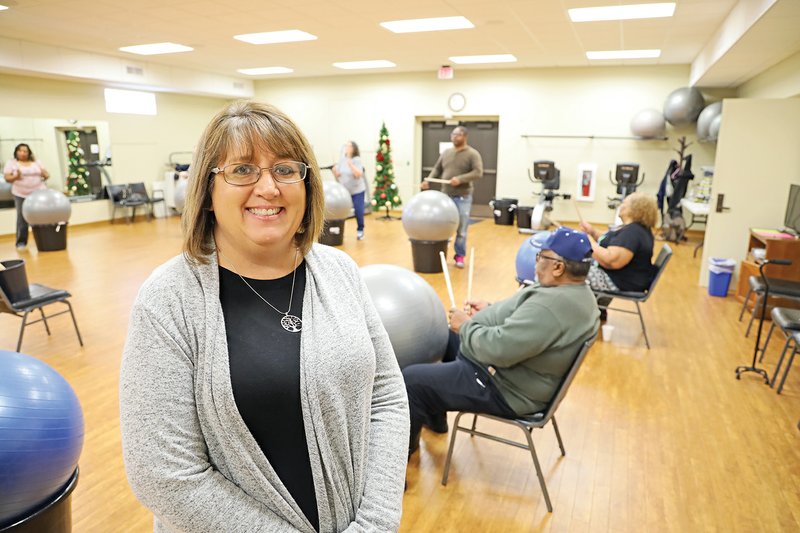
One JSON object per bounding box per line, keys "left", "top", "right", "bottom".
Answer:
{"left": 1, "top": 215, "right": 799, "bottom": 532}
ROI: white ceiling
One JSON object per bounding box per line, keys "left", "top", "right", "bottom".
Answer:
{"left": 0, "top": 0, "right": 798, "bottom": 91}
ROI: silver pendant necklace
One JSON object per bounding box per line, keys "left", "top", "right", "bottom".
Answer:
{"left": 219, "top": 248, "right": 302, "bottom": 333}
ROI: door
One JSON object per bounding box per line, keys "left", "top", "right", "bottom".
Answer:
{"left": 420, "top": 120, "right": 499, "bottom": 218}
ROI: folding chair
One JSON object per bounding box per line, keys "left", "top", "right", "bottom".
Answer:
{"left": 593, "top": 244, "right": 673, "bottom": 349}
{"left": 441, "top": 338, "right": 595, "bottom": 512}
{"left": 106, "top": 183, "right": 146, "bottom": 223}
{"left": 0, "top": 259, "right": 83, "bottom": 351}
{"left": 127, "top": 182, "right": 165, "bottom": 220}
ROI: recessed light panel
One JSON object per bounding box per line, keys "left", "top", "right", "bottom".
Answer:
{"left": 586, "top": 49, "right": 661, "bottom": 60}
{"left": 332, "top": 60, "right": 396, "bottom": 70}
{"left": 380, "top": 16, "right": 474, "bottom": 33}
{"left": 569, "top": 3, "right": 676, "bottom": 22}
{"left": 449, "top": 54, "right": 517, "bottom": 64}
{"left": 237, "top": 67, "right": 294, "bottom": 75}
{"left": 119, "top": 42, "right": 193, "bottom": 55}
{"left": 234, "top": 30, "right": 317, "bottom": 45}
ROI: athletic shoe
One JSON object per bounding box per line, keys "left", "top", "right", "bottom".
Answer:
{"left": 16, "top": 244, "right": 26, "bottom": 251}
{"left": 426, "top": 413, "right": 449, "bottom": 434}
{"left": 454, "top": 255, "right": 465, "bottom": 268}
{"left": 357, "top": 230, "right": 364, "bottom": 240}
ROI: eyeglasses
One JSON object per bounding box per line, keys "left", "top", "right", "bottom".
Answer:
{"left": 536, "top": 252, "right": 564, "bottom": 264}
{"left": 211, "top": 161, "right": 308, "bottom": 186}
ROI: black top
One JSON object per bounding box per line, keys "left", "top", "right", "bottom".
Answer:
{"left": 600, "top": 222, "right": 656, "bottom": 292}
{"left": 219, "top": 262, "right": 318, "bottom": 532}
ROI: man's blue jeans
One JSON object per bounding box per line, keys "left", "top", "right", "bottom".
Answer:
{"left": 450, "top": 195, "right": 472, "bottom": 258}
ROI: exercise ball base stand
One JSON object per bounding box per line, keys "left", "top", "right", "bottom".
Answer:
{"left": 0, "top": 468, "right": 79, "bottom": 533}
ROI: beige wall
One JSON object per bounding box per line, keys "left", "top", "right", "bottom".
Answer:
{"left": 255, "top": 65, "right": 717, "bottom": 226}
{"left": 700, "top": 98, "right": 800, "bottom": 287}
{"left": 0, "top": 73, "right": 229, "bottom": 233}
{"left": 738, "top": 50, "right": 800, "bottom": 99}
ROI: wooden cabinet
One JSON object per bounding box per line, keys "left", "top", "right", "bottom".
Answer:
{"left": 736, "top": 230, "right": 800, "bottom": 317}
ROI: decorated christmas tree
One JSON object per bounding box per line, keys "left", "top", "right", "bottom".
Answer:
{"left": 64, "top": 130, "right": 91, "bottom": 196}
{"left": 371, "top": 122, "right": 401, "bottom": 218}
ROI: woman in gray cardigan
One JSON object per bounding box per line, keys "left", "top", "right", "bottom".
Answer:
{"left": 119, "top": 100, "right": 409, "bottom": 532}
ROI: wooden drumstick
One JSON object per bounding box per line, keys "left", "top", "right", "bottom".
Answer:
{"left": 572, "top": 198, "right": 585, "bottom": 225}
{"left": 439, "top": 251, "right": 456, "bottom": 308}
{"left": 467, "top": 247, "right": 475, "bottom": 303}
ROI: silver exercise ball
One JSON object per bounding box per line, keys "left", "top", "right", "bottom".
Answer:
{"left": 708, "top": 114, "right": 722, "bottom": 142}
{"left": 663, "top": 87, "right": 706, "bottom": 126}
{"left": 696, "top": 102, "right": 722, "bottom": 140}
{"left": 323, "top": 181, "right": 353, "bottom": 220}
{"left": 402, "top": 190, "right": 459, "bottom": 241}
{"left": 630, "top": 108, "right": 666, "bottom": 138}
{"left": 361, "top": 264, "right": 448, "bottom": 368}
{"left": 174, "top": 179, "right": 188, "bottom": 213}
{"left": 22, "top": 189, "right": 72, "bottom": 225}
{"left": 0, "top": 180, "right": 12, "bottom": 201}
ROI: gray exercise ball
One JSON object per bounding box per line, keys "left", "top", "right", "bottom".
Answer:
{"left": 361, "top": 264, "right": 448, "bottom": 368}
{"left": 708, "top": 114, "right": 722, "bottom": 142}
{"left": 323, "top": 181, "right": 353, "bottom": 220}
{"left": 174, "top": 179, "right": 188, "bottom": 213}
{"left": 663, "top": 87, "right": 706, "bottom": 126}
{"left": 402, "top": 190, "right": 459, "bottom": 241}
{"left": 0, "top": 180, "right": 12, "bottom": 201}
{"left": 22, "top": 189, "right": 72, "bottom": 225}
{"left": 696, "top": 102, "right": 722, "bottom": 140}
{"left": 630, "top": 108, "right": 666, "bottom": 138}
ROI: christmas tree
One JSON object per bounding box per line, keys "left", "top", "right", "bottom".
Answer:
{"left": 371, "top": 122, "right": 401, "bottom": 218}
{"left": 65, "top": 130, "right": 91, "bottom": 196}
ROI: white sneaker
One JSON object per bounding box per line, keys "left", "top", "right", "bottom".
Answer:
{"left": 357, "top": 230, "right": 365, "bottom": 240}
{"left": 16, "top": 244, "right": 26, "bottom": 251}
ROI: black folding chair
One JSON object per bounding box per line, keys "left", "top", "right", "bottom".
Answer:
{"left": 127, "top": 182, "right": 165, "bottom": 220}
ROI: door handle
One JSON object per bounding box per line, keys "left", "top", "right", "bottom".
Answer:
{"left": 715, "top": 193, "right": 731, "bottom": 213}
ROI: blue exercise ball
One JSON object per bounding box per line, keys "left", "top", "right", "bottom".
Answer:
{"left": 0, "top": 351, "right": 84, "bottom": 526}
{"left": 361, "top": 264, "right": 448, "bottom": 368}
{"left": 515, "top": 232, "right": 551, "bottom": 284}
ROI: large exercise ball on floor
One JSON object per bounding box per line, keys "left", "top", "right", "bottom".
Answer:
{"left": 663, "top": 87, "right": 705, "bottom": 126}
{"left": 323, "top": 181, "right": 353, "bottom": 220}
{"left": 696, "top": 101, "right": 722, "bottom": 140}
{"left": 515, "top": 231, "right": 551, "bottom": 284}
{"left": 21, "top": 189, "right": 72, "bottom": 225}
{"left": 630, "top": 108, "right": 666, "bottom": 138}
{"left": 0, "top": 350, "right": 84, "bottom": 526}
{"left": 361, "top": 264, "right": 448, "bottom": 368}
{"left": 402, "top": 190, "right": 459, "bottom": 241}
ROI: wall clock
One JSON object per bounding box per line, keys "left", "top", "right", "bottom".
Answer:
{"left": 448, "top": 92, "right": 466, "bottom": 112}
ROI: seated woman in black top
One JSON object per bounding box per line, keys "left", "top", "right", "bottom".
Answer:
{"left": 580, "top": 192, "right": 658, "bottom": 293}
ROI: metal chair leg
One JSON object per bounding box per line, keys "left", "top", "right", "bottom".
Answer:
{"left": 522, "top": 424, "right": 553, "bottom": 512}
{"left": 65, "top": 301, "right": 84, "bottom": 346}
{"left": 771, "top": 337, "right": 793, "bottom": 387}
{"left": 777, "top": 345, "right": 798, "bottom": 394}
{"left": 635, "top": 301, "right": 650, "bottom": 349}
{"left": 739, "top": 287, "right": 753, "bottom": 321}
{"left": 17, "top": 310, "right": 31, "bottom": 351}
{"left": 39, "top": 307, "right": 51, "bottom": 335}
{"left": 759, "top": 322, "right": 777, "bottom": 362}
{"left": 551, "top": 416, "right": 565, "bottom": 456}
{"left": 442, "top": 412, "right": 467, "bottom": 485}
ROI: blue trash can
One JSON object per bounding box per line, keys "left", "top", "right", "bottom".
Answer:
{"left": 708, "top": 258, "right": 736, "bottom": 297}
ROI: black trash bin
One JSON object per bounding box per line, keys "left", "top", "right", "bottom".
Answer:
{"left": 319, "top": 219, "right": 345, "bottom": 246}
{"left": 516, "top": 206, "right": 534, "bottom": 230}
{"left": 32, "top": 223, "right": 68, "bottom": 252}
{"left": 0, "top": 259, "right": 30, "bottom": 302}
{"left": 409, "top": 239, "right": 449, "bottom": 273}
{"left": 491, "top": 198, "right": 518, "bottom": 225}
{"left": 1, "top": 468, "right": 79, "bottom": 533}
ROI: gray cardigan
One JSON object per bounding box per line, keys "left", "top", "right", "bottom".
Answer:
{"left": 119, "top": 244, "right": 410, "bottom": 532}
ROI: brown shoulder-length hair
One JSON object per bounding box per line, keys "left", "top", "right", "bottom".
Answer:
{"left": 624, "top": 191, "right": 659, "bottom": 229}
{"left": 182, "top": 100, "right": 324, "bottom": 263}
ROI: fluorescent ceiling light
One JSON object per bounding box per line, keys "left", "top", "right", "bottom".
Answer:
{"left": 586, "top": 49, "right": 661, "bottom": 60}
{"left": 569, "top": 3, "right": 675, "bottom": 22}
{"left": 234, "top": 30, "right": 317, "bottom": 45}
{"left": 104, "top": 88, "right": 157, "bottom": 115}
{"left": 119, "top": 42, "right": 193, "bottom": 55}
{"left": 0, "top": 5, "right": 9, "bottom": 11}
{"left": 449, "top": 54, "right": 517, "bottom": 64}
{"left": 237, "top": 67, "right": 294, "bottom": 75}
{"left": 380, "top": 16, "right": 474, "bottom": 33}
{"left": 333, "top": 60, "right": 396, "bottom": 70}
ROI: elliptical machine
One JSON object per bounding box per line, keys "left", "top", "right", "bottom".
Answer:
{"left": 520, "top": 160, "right": 571, "bottom": 234}
{"left": 607, "top": 162, "right": 644, "bottom": 226}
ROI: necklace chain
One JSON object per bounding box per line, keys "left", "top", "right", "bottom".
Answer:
{"left": 218, "top": 248, "right": 302, "bottom": 333}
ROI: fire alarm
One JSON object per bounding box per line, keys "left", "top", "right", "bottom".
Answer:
{"left": 448, "top": 92, "right": 466, "bottom": 112}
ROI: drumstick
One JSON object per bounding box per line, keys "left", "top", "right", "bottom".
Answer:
{"left": 467, "top": 247, "right": 475, "bottom": 302}
{"left": 425, "top": 177, "right": 450, "bottom": 184}
{"left": 439, "top": 251, "right": 456, "bottom": 308}
{"left": 572, "top": 198, "right": 585, "bottom": 225}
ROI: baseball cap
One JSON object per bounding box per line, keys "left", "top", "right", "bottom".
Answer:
{"left": 541, "top": 227, "right": 593, "bottom": 262}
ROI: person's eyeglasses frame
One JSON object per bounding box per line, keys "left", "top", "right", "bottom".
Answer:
{"left": 536, "top": 251, "right": 564, "bottom": 265}
{"left": 211, "top": 161, "right": 308, "bottom": 186}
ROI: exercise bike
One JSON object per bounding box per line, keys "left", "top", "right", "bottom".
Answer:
{"left": 607, "top": 162, "right": 644, "bottom": 227}
{"left": 520, "top": 160, "right": 571, "bottom": 234}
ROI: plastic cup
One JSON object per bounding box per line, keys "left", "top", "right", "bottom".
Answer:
{"left": 602, "top": 324, "right": 615, "bottom": 342}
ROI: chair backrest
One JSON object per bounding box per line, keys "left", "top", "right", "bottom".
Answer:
{"left": 0, "top": 259, "right": 31, "bottom": 305}
{"left": 127, "top": 182, "right": 151, "bottom": 202}
{"left": 641, "top": 244, "right": 673, "bottom": 302}
{"left": 105, "top": 184, "right": 128, "bottom": 205}
{"left": 532, "top": 337, "right": 596, "bottom": 424}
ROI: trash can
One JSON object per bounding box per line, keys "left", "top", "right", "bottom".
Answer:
{"left": 490, "top": 198, "right": 517, "bottom": 226}
{"left": 32, "top": 223, "right": 68, "bottom": 252}
{"left": 708, "top": 258, "right": 736, "bottom": 297}
{"left": 516, "top": 206, "right": 534, "bottom": 230}
{"left": 409, "top": 239, "right": 449, "bottom": 273}
{"left": 319, "top": 219, "right": 345, "bottom": 246}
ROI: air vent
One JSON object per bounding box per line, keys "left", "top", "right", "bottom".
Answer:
{"left": 126, "top": 66, "right": 144, "bottom": 76}
{"left": 233, "top": 82, "right": 245, "bottom": 90}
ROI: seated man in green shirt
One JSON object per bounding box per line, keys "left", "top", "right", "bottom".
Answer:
{"left": 404, "top": 227, "right": 600, "bottom": 456}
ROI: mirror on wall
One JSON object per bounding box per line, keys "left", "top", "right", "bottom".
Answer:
{"left": 0, "top": 117, "right": 112, "bottom": 209}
